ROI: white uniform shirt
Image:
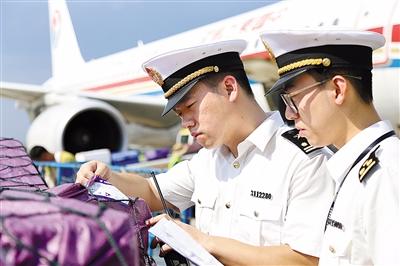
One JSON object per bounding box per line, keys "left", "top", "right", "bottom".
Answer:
{"left": 319, "top": 121, "right": 400, "bottom": 266}
{"left": 155, "top": 111, "right": 334, "bottom": 257}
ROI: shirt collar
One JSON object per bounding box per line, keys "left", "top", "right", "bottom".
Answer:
{"left": 326, "top": 120, "right": 394, "bottom": 185}
{"left": 237, "top": 111, "right": 284, "bottom": 156}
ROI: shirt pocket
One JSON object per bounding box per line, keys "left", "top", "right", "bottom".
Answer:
{"left": 191, "top": 190, "right": 217, "bottom": 234}
{"left": 324, "top": 230, "right": 352, "bottom": 264}
{"left": 234, "top": 197, "right": 283, "bottom": 245}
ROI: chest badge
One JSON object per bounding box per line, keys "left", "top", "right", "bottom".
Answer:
{"left": 250, "top": 190, "right": 272, "bottom": 200}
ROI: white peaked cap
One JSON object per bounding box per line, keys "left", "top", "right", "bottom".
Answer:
{"left": 260, "top": 28, "right": 385, "bottom": 94}
{"left": 142, "top": 40, "right": 247, "bottom": 115}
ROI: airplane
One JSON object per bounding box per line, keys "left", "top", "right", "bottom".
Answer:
{"left": 1, "top": 0, "right": 399, "bottom": 154}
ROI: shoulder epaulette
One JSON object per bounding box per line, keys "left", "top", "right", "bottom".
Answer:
{"left": 281, "top": 129, "right": 322, "bottom": 154}
{"left": 359, "top": 146, "right": 380, "bottom": 182}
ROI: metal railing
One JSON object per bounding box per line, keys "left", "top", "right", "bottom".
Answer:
{"left": 33, "top": 161, "right": 166, "bottom": 185}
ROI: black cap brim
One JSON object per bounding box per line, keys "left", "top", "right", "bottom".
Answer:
{"left": 161, "top": 76, "right": 204, "bottom": 116}
{"left": 265, "top": 68, "right": 309, "bottom": 96}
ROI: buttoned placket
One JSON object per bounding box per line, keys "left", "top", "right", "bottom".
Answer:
{"left": 224, "top": 145, "right": 254, "bottom": 235}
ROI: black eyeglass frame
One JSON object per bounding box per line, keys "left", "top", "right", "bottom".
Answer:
{"left": 280, "top": 75, "right": 362, "bottom": 114}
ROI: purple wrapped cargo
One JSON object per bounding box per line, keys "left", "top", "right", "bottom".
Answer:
{"left": 49, "top": 182, "right": 155, "bottom": 266}
{"left": 0, "top": 189, "right": 139, "bottom": 266}
{"left": 0, "top": 138, "right": 47, "bottom": 190}
{"left": 0, "top": 139, "right": 155, "bottom": 266}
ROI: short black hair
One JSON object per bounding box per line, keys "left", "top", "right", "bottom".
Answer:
{"left": 202, "top": 70, "right": 254, "bottom": 97}
{"left": 29, "top": 146, "right": 48, "bottom": 160}
{"left": 307, "top": 67, "right": 373, "bottom": 103}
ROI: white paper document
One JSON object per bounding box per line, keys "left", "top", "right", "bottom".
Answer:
{"left": 149, "top": 218, "right": 223, "bottom": 266}
{"left": 88, "top": 179, "right": 129, "bottom": 204}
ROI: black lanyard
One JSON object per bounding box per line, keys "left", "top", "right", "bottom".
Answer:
{"left": 324, "top": 130, "right": 396, "bottom": 231}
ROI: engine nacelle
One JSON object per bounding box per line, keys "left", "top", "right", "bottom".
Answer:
{"left": 27, "top": 99, "right": 128, "bottom": 154}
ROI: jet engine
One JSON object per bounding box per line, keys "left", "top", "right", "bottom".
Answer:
{"left": 26, "top": 99, "right": 128, "bottom": 154}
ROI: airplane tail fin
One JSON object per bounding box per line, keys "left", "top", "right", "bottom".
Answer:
{"left": 48, "top": 0, "right": 84, "bottom": 77}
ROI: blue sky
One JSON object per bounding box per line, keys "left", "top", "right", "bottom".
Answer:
{"left": 0, "top": 0, "right": 274, "bottom": 143}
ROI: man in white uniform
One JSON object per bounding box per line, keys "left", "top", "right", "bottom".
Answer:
{"left": 76, "top": 40, "right": 334, "bottom": 265}
{"left": 260, "top": 29, "right": 399, "bottom": 265}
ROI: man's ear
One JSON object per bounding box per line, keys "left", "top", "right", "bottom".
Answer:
{"left": 222, "top": 75, "right": 239, "bottom": 101}
{"left": 331, "top": 75, "right": 348, "bottom": 105}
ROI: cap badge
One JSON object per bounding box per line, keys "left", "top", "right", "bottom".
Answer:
{"left": 145, "top": 67, "right": 164, "bottom": 86}
{"left": 262, "top": 40, "right": 277, "bottom": 65}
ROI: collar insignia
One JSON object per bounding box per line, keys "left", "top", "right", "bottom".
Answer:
{"left": 359, "top": 146, "right": 380, "bottom": 182}
{"left": 282, "top": 129, "right": 321, "bottom": 154}
{"left": 145, "top": 67, "right": 164, "bottom": 87}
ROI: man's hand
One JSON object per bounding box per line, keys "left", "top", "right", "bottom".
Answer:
{"left": 146, "top": 213, "right": 211, "bottom": 253}
{"left": 146, "top": 214, "right": 174, "bottom": 256}
{"left": 75, "top": 160, "right": 112, "bottom": 185}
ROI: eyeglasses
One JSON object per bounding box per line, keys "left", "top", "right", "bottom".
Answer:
{"left": 280, "top": 79, "right": 329, "bottom": 114}
{"left": 280, "top": 75, "right": 362, "bottom": 114}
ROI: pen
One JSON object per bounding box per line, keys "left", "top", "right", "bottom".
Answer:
{"left": 151, "top": 171, "right": 172, "bottom": 218}
{"left": 150, "top": 173, "right": 191, "bottom": 265}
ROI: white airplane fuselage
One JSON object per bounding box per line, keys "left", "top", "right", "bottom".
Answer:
{"left": 1, "top": 0, "right": 398, "bottom": 154}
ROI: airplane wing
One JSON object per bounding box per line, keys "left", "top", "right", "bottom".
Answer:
{"left": 77, "top": 89, "right": 178, "bottom": 128}
{"left": 0, "top": 81, "right": 49, "bottom": 102}
{"left": 1, "top": 78, "right": 176, "bottom": 128}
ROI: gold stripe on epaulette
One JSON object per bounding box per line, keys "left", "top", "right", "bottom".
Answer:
{"left": 164, "top": 66, "right": 219, "bottom": 98}
{"left": 359, "top": 158, "right": 377, "bottom": 182}
{"left": 278, "top": 58, "right": 331, "bottom": 75}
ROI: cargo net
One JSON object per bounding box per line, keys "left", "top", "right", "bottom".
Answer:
{"left": 0, "top": 138, "right": 155, "bottom": 266}
{"left": 0, "top": 189, "right": 141, "bottom": 265}
{"left": 0, "top": 138, "right": 48, "bottom": 190}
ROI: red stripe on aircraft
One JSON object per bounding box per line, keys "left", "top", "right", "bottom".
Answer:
{"left": 84, "top": 53, "right": 270, "bottom": 92}
{"left": 84, "top": 76, "right": 152, "bottom": 92}
{"left": 367, "top": 27, "right": 383, "bottom": 34}
{"left": 83, "top": 26, "right": 399, "bottom": 94}
{"left": 392, "top": 24, "right": 400, "bottom": 42}
{"left": 241, "top": 51, "right": 270, "bottom": 60}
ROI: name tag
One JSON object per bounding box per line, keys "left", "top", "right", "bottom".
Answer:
{"left": 326, "top": 218, "right": 345, "bottom": 231}
{"left": 250, "top": 190, "right": 272, "bottom": 200}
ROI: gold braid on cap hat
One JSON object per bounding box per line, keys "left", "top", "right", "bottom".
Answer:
{"left": 164, "top": 66, "right": 219, "bottom": 98}
{"left": 278, "top": 58, "right": 331, "bottom": 75}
